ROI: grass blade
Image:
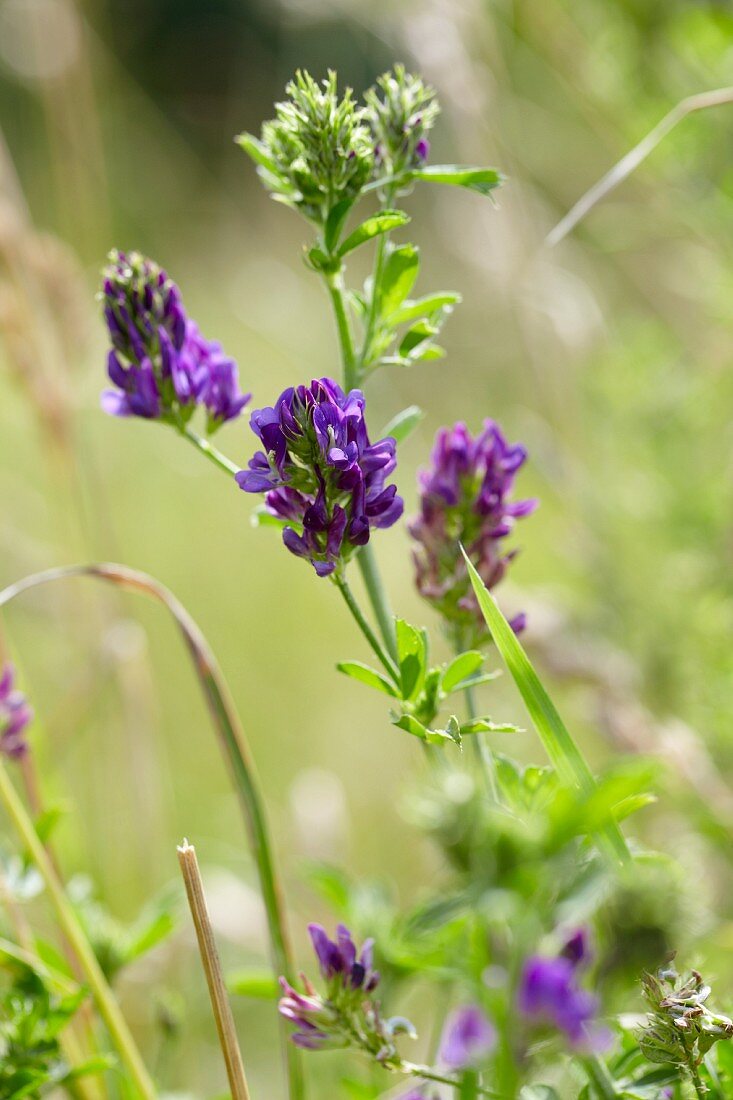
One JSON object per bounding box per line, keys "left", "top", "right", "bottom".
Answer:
{"left": 0, "top": 563, "right": 304, "bottom": 1099}
{"left": 461, "top": 549, "right": 630, "bottom": 865}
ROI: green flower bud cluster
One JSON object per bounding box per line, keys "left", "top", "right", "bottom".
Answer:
{"left": 364, "top": 63, "right": 440, "bottom": 181}
{"left": 638, "top": 965, "right": 733, "bottom": 1071}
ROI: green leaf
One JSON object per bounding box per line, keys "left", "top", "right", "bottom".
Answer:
{"left": 336, "top": 661, "right": 398, "bottom": 697}
{"left": 380, "top": 405, "right": 424, "bottom": 446}
{"left": 324, "top": 198, "right": 356, "bottom": 253}
{"left": 462, "top": 548, "right": 630, "bottom": 865}
{"left": 390, "top": 292, "right": 462, "bottom": 325}
{"left": 338, "top": 210, "right": 410, "bottom": 257}
{"left": 235, "top": 133, "right": 281, "bottom": 176}
{"left": 441, "top": 650, "right": 485, "bottom": 693}
{"left": 391, "top": 712, "right": 428, "bottom": 741}
{"left": 412, "top": 343, "right": 445, "bottom": 361}
{"left": 460, "top": 718, "right": 521, "bottom": 735}
{"left": 428, "top": 714, "right": 462, "bottom": 746}
{"left": 250, "top": 505, "right": 288, "bottom": 529}
{"left": 395, "top": 618, "right": 427, "bottom": 700}
{"left": 614, "top": 793, "right": 657, "bottom": 821}
{"left": 227, "top": 968, "right": 279, "bottom": 1000}
{"left": 411, "top": 164, "right": 503, "bottom": 196}
{"left": 399, "top": 319, "right": 438, "bottom": 356}
{"left": 378, "top": 244, "right": 420, "bottom": 317}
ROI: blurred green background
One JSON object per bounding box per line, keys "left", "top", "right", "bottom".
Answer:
{"left": 2, "top": 0, "right": 733, "bottom": 1094}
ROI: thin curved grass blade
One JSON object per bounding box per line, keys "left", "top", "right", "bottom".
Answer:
{"left": 461, "top": 549, "right": 630, "bottom": 866}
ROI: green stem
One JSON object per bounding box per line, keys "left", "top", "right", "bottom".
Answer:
{"left": 177, "top": 425, "right": 240, "bottom": 477}
{"left": 402, "top": 1062, "right": 498, "bottom": 1098}
{"left": 688, "top": 1058, "right": 707, "bottom": 1100}
{"left": 582, "top": 1053, "right": 620, "bottom": 1099}
{"left": 358, "top": 184, "right": 397, "bottom": 376}
{"left": 333, "top": 571, "right": 400, "bottom": 683}
{"left": 357, "top": 544, "right": 397, "bottom": 662}
{"left": 326, "top": 273, "right": 357, "bottom": 390}
{"left": 0, "top": 760, "right": 157, "bottom": 1100}
{"left": 455, "top": 630, "right": 499, "bottom": 803}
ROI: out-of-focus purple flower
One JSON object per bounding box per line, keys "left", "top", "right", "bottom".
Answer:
{"left": 560, "top": 928, "right": 592, "bottom": 968}
{"left": 518, "top": 954, "right": 598, "bottom": 1046}
{"left": 409, "top": 420, "right": 537, "bottom": 635}
{"left": 279, "top": 923, "right": 414, "bottom": 1061}
{"left": 439, "top": 1004, "right": 496, "bottom": 1068}
{"left": 0, "top": 664, "right": 33, "bottom": 759}
{"left": 101, "top": 250, "right": 249, "bottom": 431}
{"left": 237, "top": 378, "right": 403, "bottom": 576}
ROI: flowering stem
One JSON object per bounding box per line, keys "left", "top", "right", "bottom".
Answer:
{"left": 326, "top": 272, "right": 357, "bottom": 391}
{"left": 333, "top": 571, "right": 400, "bottom": 682}
{"left": 0, "top": 758, "right": 157, "bottom": 1100}
{"left": 357, "top": 544, "right": 398, "bottom": 662}
{"left": 455, "top": 628, "right": 500, "bottom": 803}
{"left": 177, "top": 424, "right": 240, "bottom": 478}
{"left": 402, "top": 1062, "right": 498, "bottom": 1098}
{"left": 358, "top": 184, "right": 397, "bottom": 376}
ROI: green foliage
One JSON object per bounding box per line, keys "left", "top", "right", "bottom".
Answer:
{"left": 0, "top": 965, "right": 108, "bottom": 1099}
{"left": 337, "top": 617, "right": 512, "bottom": 747}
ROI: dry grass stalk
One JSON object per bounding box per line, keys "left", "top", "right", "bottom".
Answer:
{"left": 177, "top": 839, "right": 252, "bottom": 1100}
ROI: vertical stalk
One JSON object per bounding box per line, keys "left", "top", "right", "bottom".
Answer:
{"left": 326, "top": 273, "right": 357, "bottom": 391}
{"left": 454, "top": 628, "right": 499, "bottom": 803}
{"left": 357, "top": 544, "right": 398, "bottom": 661}
{"left": 0, "top": 759, "right": 157, "bottom": 1100}
{"left": 177, "top": 841, "right": 251, "bottom": 1100}
{"left": 333, "top": 573, "right": 400, "bottom": 683}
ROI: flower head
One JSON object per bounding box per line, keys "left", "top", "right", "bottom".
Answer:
{"left": 101, "top": 250, "right": 249, "bottom": 430}
{"left": 517, "top": 953, "right": 597, "bottom": 1046}
{"left": 409, "top": 419, "right": 537, "bottom": 635}
{"left": 365, "top": 65, "right": 440, "bottom": 181}
{"left": 0, "top": 664, "right": 33, "bottom": 759}
{"left": 237, "top": 378, "right": 403, "bottom": 576}
{"left": 439, "top": 1004, "right": 496, "bottom": 1068}
{"left": 244, "top": 71, "right": 374, "bottom": 223}
{"left": 279, "top": 923, "right": 414, "bottom": 1061}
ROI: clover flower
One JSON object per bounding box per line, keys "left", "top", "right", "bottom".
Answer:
{"left": 518, "top": 942, "right": 598, "bottom": 1046}
{"left": 237, "top": 378, "right": 403, "bottom": 576}
{"left": 409, "top": 420, "right": 537, "bottom": 635}
{"left": 365, "top": 65, "right": 440, "bottom": 181}
{"left": 0, "top": 664, "right": 33, "bottom": 759}
{"left": 101, "top": 250, "right": 249, "bottom": 430}
{"left": 241, "top": 71, "right": 374, "bottom": 223}
{"left": 279, "top": 924, "right": 415, "bottom": 1060}
{"left": 439, "top": 1004, "right": 496, "bottom": 1068}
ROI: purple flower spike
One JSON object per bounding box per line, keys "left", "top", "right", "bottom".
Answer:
{"left": 518, "top": 954, "right": 598, "bottom": 1047}
{"left": 0, "top": 663, "right": 33, "bottom": 759}
{"left": 237, "top": 378, "right": 403, "bottom": 576}
{"left": 440, "top": 1004, "right": 496, "bottom": 1068}
{"left": 100, "top": 250, "right": 249, "bottom": 432}
{"left": 409, "top": 419, "right": 536, "bottom": 635}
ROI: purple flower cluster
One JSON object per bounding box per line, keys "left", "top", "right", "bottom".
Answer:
{"left": 0, "top": 664, "right": 32, "bottom": 759}
{"left": 101, "top": 250, "right": 249, "bottom": 430}
{"left": 440, "top": 1004, "right": 495, "bottom": 1068}
{"left": 409, "top": 420, "right": 537, "bottom": 632}
{"left": 518, "top": 930, "right": 598, "bottom": 1046}
{"left": 237, "top": 378, "right": 403, "bottom": 576}
{"left": 278, "top": 923, "right": 381, "bottom": 1050}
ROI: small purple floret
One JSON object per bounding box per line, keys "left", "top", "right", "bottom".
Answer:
{"left": 439, "top": 1004, "right": 496, "bottom": 1068}
{"left": 0, "top": 664, "right": 33, "bottom": 759}
{"left": 409, "top": 419, "right": 536, "bottom": 630}
{"left": 237, "top": 378, "right": 403, "bottom": 576}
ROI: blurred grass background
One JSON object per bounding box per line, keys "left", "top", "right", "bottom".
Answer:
{"left": 2, "top": 0, "right": 733, "bottom": 1094}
